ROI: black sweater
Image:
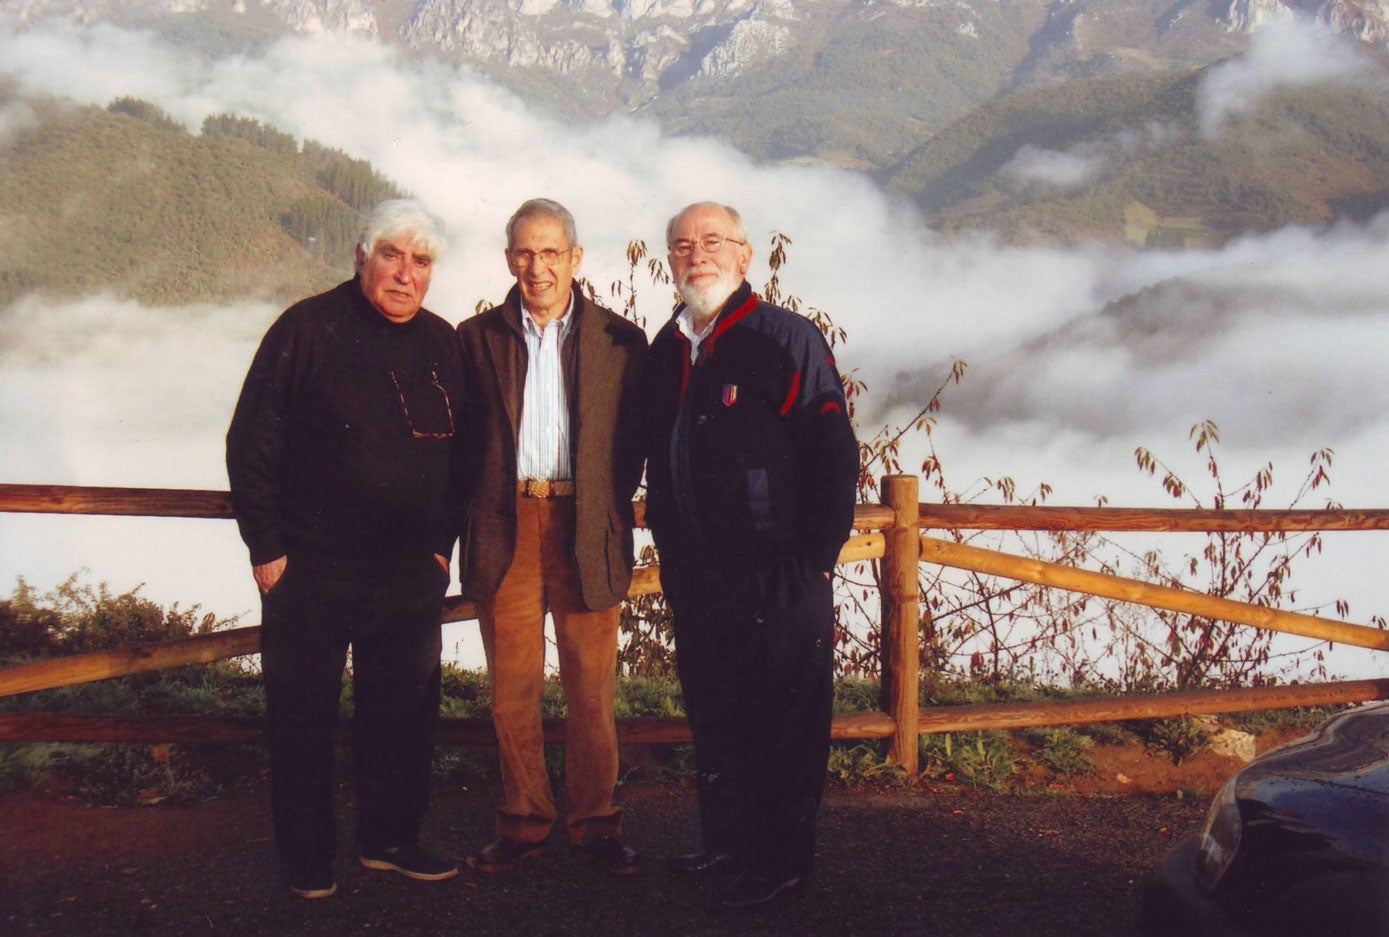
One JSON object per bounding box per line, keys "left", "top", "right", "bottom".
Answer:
{"left": 226, "top": 279, "right": 465, "bottom": 569}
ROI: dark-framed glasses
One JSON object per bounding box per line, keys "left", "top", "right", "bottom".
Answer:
{"left": 389, "top": 369, "right": 455, "bottom": 439}
{"left": 669, "top": 235, "right": 746, "bottom": 258}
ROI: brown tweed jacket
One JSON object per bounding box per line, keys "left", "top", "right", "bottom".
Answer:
{"left": 455, "top": 284, "right": 648, "bottom": 610}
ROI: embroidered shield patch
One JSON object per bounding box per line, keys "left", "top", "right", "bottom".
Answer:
{"left": 721, "top": 384, "right": 738, "bottom": 406}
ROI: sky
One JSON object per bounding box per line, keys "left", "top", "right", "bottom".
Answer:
{"left": 1, "top": 15, "right": 1387, "bottom": 679}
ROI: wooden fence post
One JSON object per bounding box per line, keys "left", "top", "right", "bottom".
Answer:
{"left": 880, "top": 474, "right": 921, "bottom": 773}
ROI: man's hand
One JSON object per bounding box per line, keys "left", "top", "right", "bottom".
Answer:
{"left": 434, "top": 553, "right": 449, "bottom": 573}
{"left": 254, "top": 556, "right": 288, "bottom": 594}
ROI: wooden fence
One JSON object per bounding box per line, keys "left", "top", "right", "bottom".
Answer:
{"left": 3, "top": 478, "right": 1389, "bottom": 774}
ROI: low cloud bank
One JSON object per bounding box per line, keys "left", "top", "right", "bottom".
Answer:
{"left": 2, "top": 19, "right": 1388, "bottom": 674}
{"left": 1198, "top": 15, "right": 1383, "bottom": 138}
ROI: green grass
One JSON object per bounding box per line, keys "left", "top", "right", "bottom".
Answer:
{"left": 1022, "top": 727, "right": 1098, "bottom": 777}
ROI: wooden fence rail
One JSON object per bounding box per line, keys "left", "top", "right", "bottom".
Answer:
{"left": 3, "top": 480, "right": 1388, "bottom": 776}
{"left": 3, "top": 678, "right": 1384, "bottom": 745}
{"left": 10, "top": 483, "right": 1389, "bottom": 531}
{"left": 919, "top": 535, "right": 1389, "bottom": 652}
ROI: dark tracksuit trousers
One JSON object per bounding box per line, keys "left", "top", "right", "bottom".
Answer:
{"left": 662, "top": 554, "right": 836, "bottom": 880}
{"left": 259, "top": 554, "right": 447, "bottom": 872}
{"left": 643, "top": 286, "right": 858, "bottom": 882}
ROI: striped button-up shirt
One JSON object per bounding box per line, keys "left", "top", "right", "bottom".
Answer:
{"left": 516, "top": 297, "right": 574, "bottom": 482}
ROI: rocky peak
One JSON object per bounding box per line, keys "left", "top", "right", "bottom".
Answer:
{"left": 1225, "top": 0, "right": 1389, "bottom": 40}
{"left": 1223, "top": 0, "right": 1293, "bottom": 31}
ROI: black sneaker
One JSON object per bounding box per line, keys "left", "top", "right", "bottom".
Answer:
{"left": 359, "top": 844, "right": 459, "bottom": 882}
{"left": 716, "top": 872, "right": 803, "bottom": 909}
{"left": 288, "top": 865, "right": 337, "bottom": 899}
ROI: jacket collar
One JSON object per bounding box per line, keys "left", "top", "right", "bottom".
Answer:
{"left": 500, "top": 281, "right": 584, "bottom": 337}
{"left": 669, "top": 281, "right": 756, "bottom": 358}
{"left": 485, "top": 281, "right": 595, "bottom": 439}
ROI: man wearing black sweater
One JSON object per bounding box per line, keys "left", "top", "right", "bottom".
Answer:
{"left": 226, "top": 199, "right": 464, "bottom": 899}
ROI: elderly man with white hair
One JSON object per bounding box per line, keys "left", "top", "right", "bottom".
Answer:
{"left": 642, "top": 201, "right": 860, "bottom": 909}
{"left": 227, "top": 198, "right": 464, "bottom": 899}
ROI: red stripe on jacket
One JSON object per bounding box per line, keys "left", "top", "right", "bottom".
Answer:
{"left": 780, "top": 371, "right": 801, "bottom": 417}
{"left": 704, "top": 295, "right": 759, "bottom": 359}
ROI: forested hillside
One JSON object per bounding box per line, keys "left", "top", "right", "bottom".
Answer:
{"left": 0, "top": 93, "right": 402, "bottom": 306}
{"left": 5, "top": 57, "right": 1389, "bottom": 307}
{"left": 886, "top": 70, "right": 1389, "bottom": 243}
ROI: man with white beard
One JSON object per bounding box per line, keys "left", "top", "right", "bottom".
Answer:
{"left": 641, "top": 201, "right": 860, "bottom": 909}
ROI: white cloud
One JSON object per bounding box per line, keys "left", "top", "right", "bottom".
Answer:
{"left": 0, "top": 22, "right": 212, "bottom": 119}
{"left": 874, "top": 217, "right": 1389, "bottom": 444}
{"left": 1000, "top": 125, "right": 1179, "bottom": 191}
{"left": 0, "top": 292, "right": 278, "bottom": 487}
{"left": 1002, "top": 143, "right": 1104, "bottom": 189}
{"left": 2, "top": 21, "right": 1389, "bottom": 676}
{"left": 1198, "top": 15, "right": 1380, "bottom": 138}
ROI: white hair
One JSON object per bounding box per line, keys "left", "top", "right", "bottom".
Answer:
{"left": 358, "top": 198, "right": 448, "bottom": 261}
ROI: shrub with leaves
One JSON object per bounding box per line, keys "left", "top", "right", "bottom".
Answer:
{"left": 827, "top": 743, "right": 910, "bottom": 787}
{"left": 1025, "top": 727, "right": 1098, "bottom": 776}
{"left": 0, "top": 743, "right": 52, "bottom": 795}
{"left": 1128, "top": 423, "right": 1348, "bottom": 688}
{"left": 1139, "top": 716, "right": 1211, "bottom": 766}
{"left": 921, "top": 731, "right": 1017, "bottom": 792}
{"left": 1, "top": 574, "right": 234, "bottom": 660}
{"left": 64, "top": 744, "right": 219, "bottom": 807}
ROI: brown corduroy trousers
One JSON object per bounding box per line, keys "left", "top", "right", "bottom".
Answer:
{"left": 477, "top": 495, "right": 622, "bottom": 845}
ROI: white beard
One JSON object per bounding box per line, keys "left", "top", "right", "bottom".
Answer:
{"left": 677, "top": 269, "right": 740, "bottom": 320}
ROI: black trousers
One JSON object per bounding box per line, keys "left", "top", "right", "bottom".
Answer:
{"left": 663, "top": 555, "right": 836, "bottom": 879}
{"left": 259, "top": 554, "right": 447, "bottom": 871}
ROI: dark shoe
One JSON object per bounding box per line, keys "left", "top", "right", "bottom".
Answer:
{"left": 667, "top": 849, "right": 739, "bottom": 876}
{"left": 468, "top": 836, "right": 546, "bottom": 873}
{"left": 575, "top": 834, "right": 641, "bottom": 876}
{"left": 287, "top": 865, "right": 337, "bottom": 899}
{"left": 359, "top": 844, "right": 459, "bottom": 882}
{"left": 716, "top": 872, "right": 803, "bottom": 909}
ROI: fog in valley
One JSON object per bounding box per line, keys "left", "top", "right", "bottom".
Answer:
{"left": 3, "top": 18, "right": 1388, "bottom": 677}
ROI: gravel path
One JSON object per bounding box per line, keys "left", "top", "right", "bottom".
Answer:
{"left": 0, "top": 776, "right": 1205, "bottom": 936}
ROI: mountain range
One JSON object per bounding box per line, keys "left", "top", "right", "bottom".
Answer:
{"left": 7, "top": 0, "right": 1388, "bottom": 171}
{"left": 2, "top": 0, "right": 1389, "bottom": 301}
{"left": 888, "top": 68, "right": 1389, "bottom": 243}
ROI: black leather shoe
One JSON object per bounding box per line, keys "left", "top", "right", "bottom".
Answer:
{"left": 667, "top": 850, "right": 738, "bottom": 876}
{"left": 574, "top": 834, "right": 641, "bottom": 875}
{"left": 468, "top": 836, "right": 546, "bottom": 873}
{"left": 716, "top": 872, "right": 803, "bottom": 909}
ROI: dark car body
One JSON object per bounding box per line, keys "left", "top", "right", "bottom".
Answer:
{"left": 1142, "top": 702, "right": 1389, "bottom": 936}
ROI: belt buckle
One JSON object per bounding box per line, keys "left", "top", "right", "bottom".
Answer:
{"left": 520, "top": 478, "right": 552, "bottom": 498}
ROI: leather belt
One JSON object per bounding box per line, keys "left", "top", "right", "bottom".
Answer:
{"left": 517, "top": 479, "right": 575, "bottom": 498}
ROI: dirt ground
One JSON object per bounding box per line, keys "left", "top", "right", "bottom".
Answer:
{"left": 0, "top": 732, "right": 1282, "bottom": 937}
